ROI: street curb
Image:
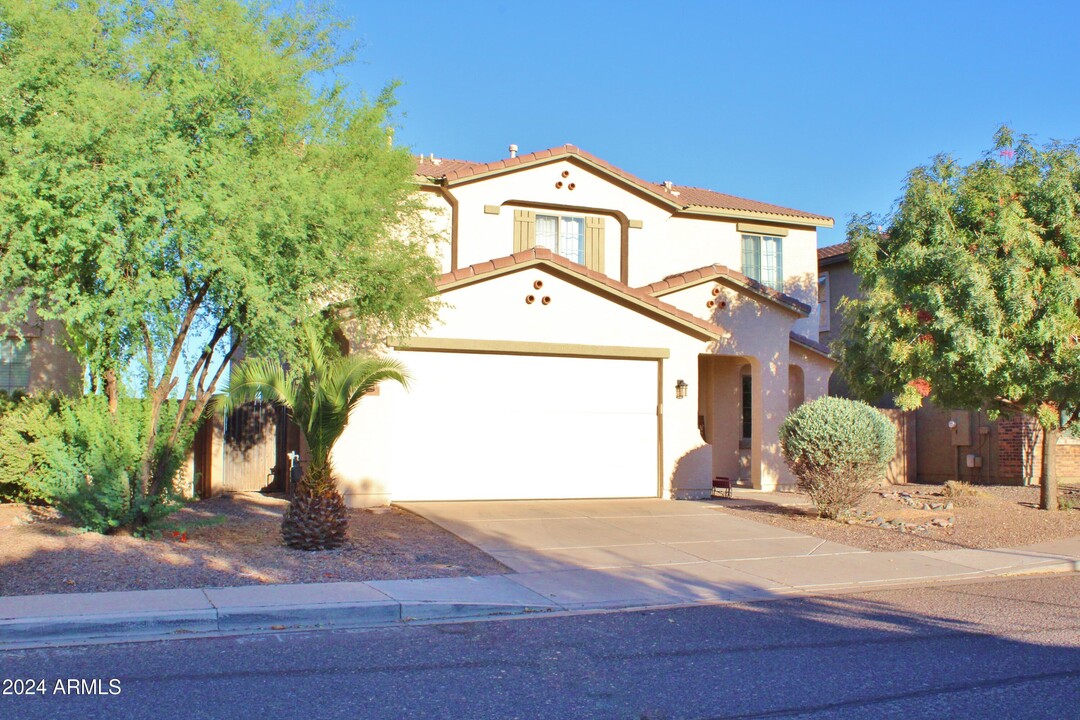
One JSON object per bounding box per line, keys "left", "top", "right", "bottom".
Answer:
{"left": 0, "top": 598, "right": 563, "bottom": 649}
{"left": 0, "top": 609, "right": 220, "bottom": 646}
{"left": 1, "top": 550, "right": 1077, "bottom": 649}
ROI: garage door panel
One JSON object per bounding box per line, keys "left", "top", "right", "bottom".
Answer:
{"left": 390, "top": 352, "right": 658, "bottom": 501}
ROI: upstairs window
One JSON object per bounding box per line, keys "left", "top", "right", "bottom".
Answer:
{"left": 0, "top": 338, "right": 30, "bottom": 394}
{"left": 536, "top": 214, "right": 584, "bottom": 264}
{"left": 741, "top": 234, "right": 783, "bottom": 291}
{"left": 513, "top": 210, "right": 606, "bottom": 272}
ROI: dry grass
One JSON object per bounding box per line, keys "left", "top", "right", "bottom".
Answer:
{"left": 0, "top": 493, "right": 508, "bottom": 597}
{"left": 714, "top": 484, "right": 1080, "bottom": 553}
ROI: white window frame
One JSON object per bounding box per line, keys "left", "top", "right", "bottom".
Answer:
{"left": 818, "top": 272, "right": 831, "bottom": 332}
{"left": 741, "top": 234, "right": 784, "bottom": 291}
{"left": 536, "top": 213, "right": 585, "bottom": 264}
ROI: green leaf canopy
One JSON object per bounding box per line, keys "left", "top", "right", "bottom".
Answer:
{"left": 0, "top": 0, "right": 441, "bottom": 502}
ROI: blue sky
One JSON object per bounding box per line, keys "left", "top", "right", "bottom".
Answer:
{"left": 333, "top": 0, "right": 1080, "bottom": 247}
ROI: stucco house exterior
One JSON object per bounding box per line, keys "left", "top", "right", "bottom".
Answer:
{"left": 329, "top": 145, "right": 836, "bottom": 507}
{"left": 818, "top": 242, "right": 1080, "bottom": 486}
{"left": 1, "top": 304, "right": 82, "bottom": 397}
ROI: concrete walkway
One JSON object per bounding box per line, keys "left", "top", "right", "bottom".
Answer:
{"left": 1, "top": 499, "right": 1078, "bottom": 649}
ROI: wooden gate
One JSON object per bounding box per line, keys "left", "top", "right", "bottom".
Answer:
{"left": 880, "top": 408, "right": 916, "bottom": 484}
{"left": 222, "top": 402, "right": 281, "bottom": 492}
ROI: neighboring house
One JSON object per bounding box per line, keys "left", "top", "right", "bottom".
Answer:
{"left": 327, "top": 144, "right": 836, "bottom": 506}
{"left": 817, "top": 242, "right": 1080, "bottom": 486}
{"left": 0, "top": 305, "right": 82, "bottom": 397}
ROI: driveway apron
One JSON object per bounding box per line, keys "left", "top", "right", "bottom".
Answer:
{"left": 397, "top": 499, "right": 869, "bottom": 608}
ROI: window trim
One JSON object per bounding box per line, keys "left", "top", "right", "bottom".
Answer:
{"left": 741, "top": 233, "right": 784, "bottom": 291}
{"left": 818, "top": 272, "right": 831, "bottom": 332}
{"left": 536, "top": 212, "right": 586, "bottom": 264}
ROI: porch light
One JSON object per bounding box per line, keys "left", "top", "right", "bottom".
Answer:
{"left": 675, "top": 379, "right": 689, "bottom": 400}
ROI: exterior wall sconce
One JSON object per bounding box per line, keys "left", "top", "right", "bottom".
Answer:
{"left": 675, "top": 379, "right": 689, "bottom": 399}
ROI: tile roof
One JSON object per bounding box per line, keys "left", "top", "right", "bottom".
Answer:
{"left": 817, "top": 242, "right": 851, "bottom": 261}
{"left": 415, "top": 145, "right": 832, "bottom": 225}
{"left": 790, "top": 332, "right": 833, "bottom": 359}
{"left": 433, "top": 250, "right": 832, "bottom": 362}
{"left": 642, "top": 264, "right": 812, "bottom": 316}
{"left": 414, "top": 156, "right": 479, "bottom": 178}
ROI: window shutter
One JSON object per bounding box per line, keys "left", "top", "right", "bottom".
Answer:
{"left": 584, "top": 216, "right": 605, "bottom": 272}
{"left": 513, "top": 209, "right": 536, "bottom": 253}
{"left": 773, "top": 238, "right": 784, "bottom": 291}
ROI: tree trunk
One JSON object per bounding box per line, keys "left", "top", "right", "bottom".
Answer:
{"left": 103, "top": 368, "right": 119, "bottom": 414}
{"left": 1040, "top": 425, "right": 1060, "bottom": 511}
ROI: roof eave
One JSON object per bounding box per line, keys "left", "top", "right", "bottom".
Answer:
{"left": 648, "top": 272, "right": 810, "bottom": 317}
{"left": 790, "top": 332, "right": 836, "bottom": 363}
{"left": 818, "top": 253, "right": 850, "bottom": 268}
{"left": 682, "top": 205, "right": 834, "bottom": 228}
{"left": 443, "top": 153, "right": 687, "bottom": 211}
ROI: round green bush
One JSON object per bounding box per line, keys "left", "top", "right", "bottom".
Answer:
{"left": 778, "top": 396, "right": 896, "bottom": 518}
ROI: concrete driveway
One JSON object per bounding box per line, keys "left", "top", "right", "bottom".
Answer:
{"left": 397, "top": 499, "right": 872, "bottom": 607}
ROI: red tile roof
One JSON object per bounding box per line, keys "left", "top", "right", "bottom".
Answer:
{"left": 817, "top": 242, "right": 851, "bottom": 261}
{"left": 433, "top": 249, "right": 833, "bottom": 360}
{"left": 415, "top": 145, "right": 832, "bottom": 225}
{"left": 790, "top": 332, "right": 833, "bottom": 358}
{"left": 642, "top": 264, "right": 811, "bottom": 316}
{"left": 414, "top": 156, "right": 479, "bottom": 178}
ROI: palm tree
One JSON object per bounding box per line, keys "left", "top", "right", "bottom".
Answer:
{"left": 220, "top": 328, "right": 408, "bottom": 550}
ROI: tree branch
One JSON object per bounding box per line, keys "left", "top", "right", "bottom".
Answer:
{"left": 140, "top": 320, "right": 155, "bottom": 394}
{"left": 153, "top": 275, "right": 214, "bottom": 400}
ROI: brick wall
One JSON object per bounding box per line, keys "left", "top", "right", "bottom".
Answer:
{"left": 997, "top": 415, "right": 1043, "bottom": 483}
{"left": 997, "top": 416, "right": 1080, "bottom": 484}
{"left": 1060, "top": 439, "right": 1080, "bottom": 484}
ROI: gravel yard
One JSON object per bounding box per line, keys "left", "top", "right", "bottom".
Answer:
{"left": 713, "top": 484, "right": 1080, "bottom": 552}
{"left": 0, "top": 493, "right": 508, "bottom": 597}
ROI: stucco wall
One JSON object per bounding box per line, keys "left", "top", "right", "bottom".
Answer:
{"left": 439, "top": 159, "right": 823, "bottom": 313}
{"left": 4, "top": 306, "right": 83, "bottom": 396}
{"left": 333, "top": 264, "right": 713, "bottom": 506}
{"left": 657, "top": 282, "right": 833, "bottom": 492}
{"left": 819, "top": 258, "right": 860, "bottom": 397}
{"left": 26, "top": 319, "right": 82, "bottom": 395}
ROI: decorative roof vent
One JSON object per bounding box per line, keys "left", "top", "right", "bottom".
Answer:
{"left": 509, "top": 144, "right": 518, "bottom": 159}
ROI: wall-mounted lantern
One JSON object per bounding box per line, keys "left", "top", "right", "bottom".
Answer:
{"left": 675, "top": 379, "right": 689, "bottom": 400}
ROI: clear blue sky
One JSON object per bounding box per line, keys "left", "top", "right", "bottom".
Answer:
{"left": 332, "top": 0, "right": 1080, "bottom": 247}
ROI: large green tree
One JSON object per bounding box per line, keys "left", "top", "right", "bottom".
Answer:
{"left": 838, "top": 128, "right": 1080, "bottom": 510}
{"left": 0, "top": 0, "right": 440, "bottom": 525}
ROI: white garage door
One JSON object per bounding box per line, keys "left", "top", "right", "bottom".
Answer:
{"left": 390, "top": 351, "right": 659, "bottom": 501}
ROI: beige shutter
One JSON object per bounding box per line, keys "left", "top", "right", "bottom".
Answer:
{"left": 584, "top": 216, "right": 605, "bottom": 272}
{"left": 513, "top": 209, "right": 536, "bottom": 253}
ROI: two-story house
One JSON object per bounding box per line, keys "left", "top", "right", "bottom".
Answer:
{"left": 332, "top": 145, "right": 836, "bottom": 506}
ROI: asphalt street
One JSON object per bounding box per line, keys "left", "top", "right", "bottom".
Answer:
{"left": 2, "top": 574, "right": 1078, "bottom": 720}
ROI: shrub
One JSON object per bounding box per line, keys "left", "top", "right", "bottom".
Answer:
{"left": 942, "top": 480, "right": 981, "bottom": 498}
{"left": 0, "top": 392, "right": 65, "bottom": 504}
{"left": 779, "top": 397, "right": 896, "bottom": 519}
{"left": 0, "top": 395, "right": 186, "bottom": 533}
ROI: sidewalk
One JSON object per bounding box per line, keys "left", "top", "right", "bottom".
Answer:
{"left": 2, "top": 535, "right": 1078, "bottom": 649}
